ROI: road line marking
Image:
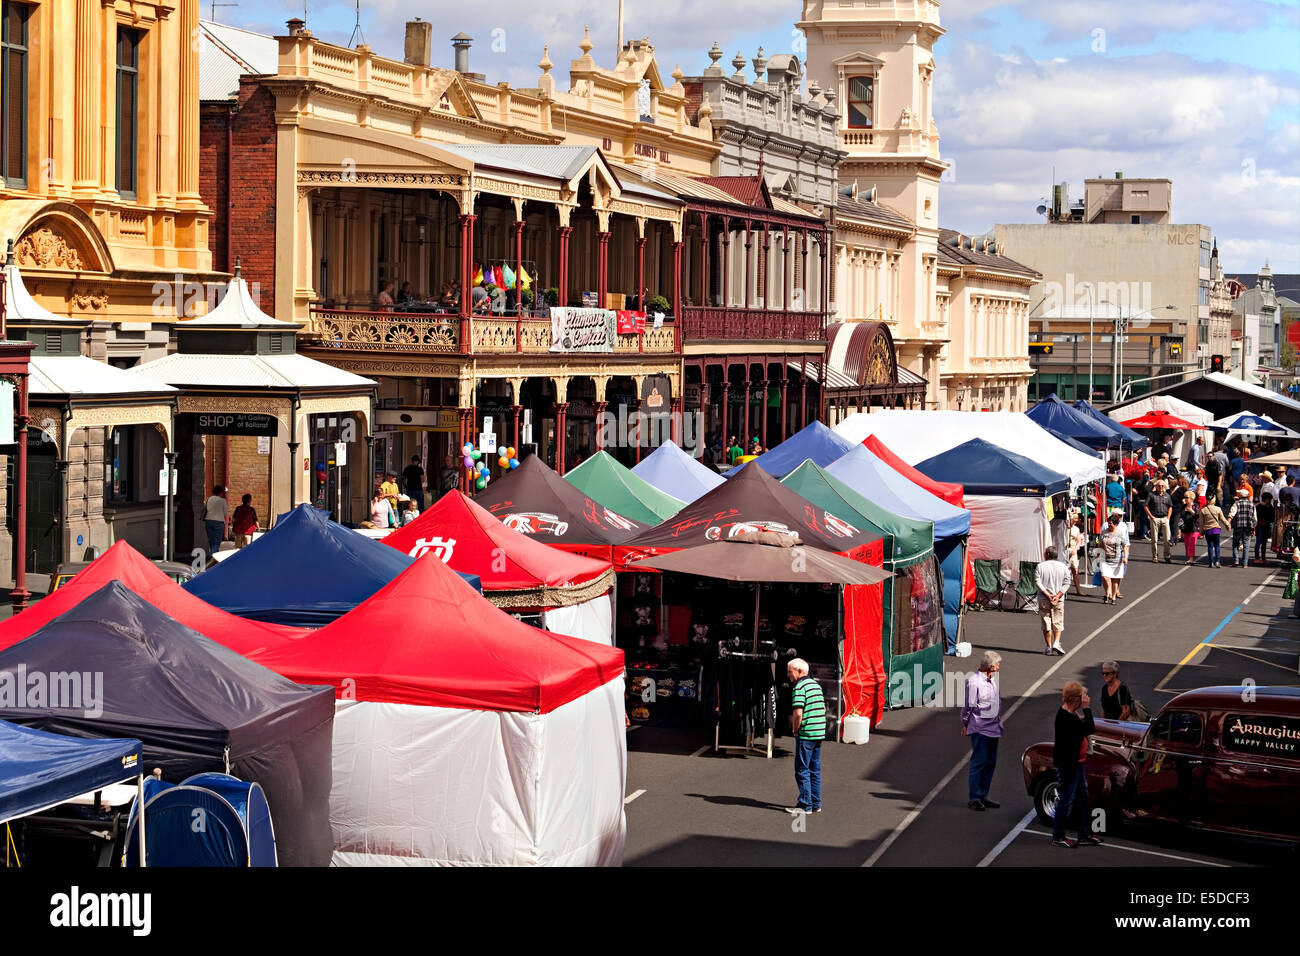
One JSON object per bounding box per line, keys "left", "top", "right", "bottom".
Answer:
{"left": 977, "top": 809, "right": 1037, "bottom": 867}
{"left": 688, "top": 745, "right": 710, "bottom": 758}
{"left": 1208, "top": 645, "right": 1299, "bottom": 674}
{"left": 1212, "top": 643, "right": 1299, "bottom": 654}
{"left": 624, "top": 789, "right": 646, "bottom": 805}
{"left": 1156, "top": 571, "right": 1279, "bottom": 691}
{"left": 862, "top": 567, "right": 1188, "bottom": 868}
{"left": 1022, "top": 829, "right": 1229, "bottom": 866}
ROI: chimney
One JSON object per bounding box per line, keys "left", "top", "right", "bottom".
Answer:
{"left": 405, "top": 19, "right": 431, "bottom": 67}
{"left": 286, "top": 17, "right": 306, "bottom": 35}
{"left": 452, "top": 33, "right": 472, "bottom": 74}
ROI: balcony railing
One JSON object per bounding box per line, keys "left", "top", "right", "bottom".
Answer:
{"left": 680, "top": 307, "right": 826, "bottom": 343}
{"left": 306, "top": 308, "right": 678, "bottom": 355}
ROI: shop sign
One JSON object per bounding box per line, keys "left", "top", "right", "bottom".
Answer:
{"left": 185, "top": 412, "right": 279, "bottom": 437}
{"left": 375, "top": 407, "right": 460, "bottom": 431}
{"left": 1222, "top": 714, "right": 1300, "bottom": 757}
{"left": 684, "top": 384, "right": 701, "bottom": 407}
{"left": 549, "top": 308, "right": 616, "bottom": 353}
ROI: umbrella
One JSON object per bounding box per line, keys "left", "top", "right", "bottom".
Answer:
{"left": 1206, "top": 412, "right": 1300, "bottom": 440}
{"left": 1119, "top": 410, "right": 1199, "bottom": 431}
{"left": 1248, "top": 449, "right": 1300, "bottom": 468}
{"left": 629, "top": 531, "right": 892, "bottom": 660}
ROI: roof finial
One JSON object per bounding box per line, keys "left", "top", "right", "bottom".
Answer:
{"left": 538, "top": 44, "right": 553, "bottom": 74}
{"left": 235, "top": 256, "right": 242, "bottom": 278}
{"left": 5, "top": 238, "right": 12, "bottom": 265}
{"left": 579, "top": 26, "right": 592, "bottom": 56}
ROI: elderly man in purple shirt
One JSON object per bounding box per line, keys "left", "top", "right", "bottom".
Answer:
{"left": 961, "top": 650, "right": 1004, "bottom": 810}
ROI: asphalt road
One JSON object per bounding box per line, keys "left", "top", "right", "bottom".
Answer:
{"left": 623, "top": 551, "right": 1300, "bottom": 867}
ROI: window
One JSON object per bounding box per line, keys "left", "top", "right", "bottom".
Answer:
{"left": 1151, "top": 711, "right": 1203, "bottom": 747}
{"left": 107, "top": 427, "right": 135, "bottom": 503}
{"left": 1, "top": 1, "right": 28, "bottom": 187}
{"left": 1131, "top": 215, "right": 1141, "bottom": 224}
{"left": 847, "top": 76, "right": 873, "bottom": 128}
{"left": 1199, "top": 239, "right": 1212, "bottom": 269}
{"left": 1199, "top": 280, "right": 1209, "bottom": 306}
{"left": 115, "top": 27, "right": 140, "bottom": 197}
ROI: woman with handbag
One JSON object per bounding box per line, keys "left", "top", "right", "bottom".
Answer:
{"left": 1098, "top": 514, "right": 1128, "bottom": 605}
{"left": 1181, "top": 500, "right": 1201, "bottom": 565}
{"left": 1197, "top": 494, "right": 1232, "bottom": 568}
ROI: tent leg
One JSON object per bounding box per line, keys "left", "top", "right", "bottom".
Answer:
{"left": 136, "top": 774, "right": 146, "bottom": 868}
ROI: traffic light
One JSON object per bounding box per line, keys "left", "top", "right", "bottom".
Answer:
{"left": 1210, "top": 354, "right": 1224, "bottom": 373}
{"left": 1029, "top": 342, "right": 1054, "bottom": 356}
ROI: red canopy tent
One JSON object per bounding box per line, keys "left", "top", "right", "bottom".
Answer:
{"left": 621, "top": 464, "right": 889, "bottom": 727}
{"left": 243, "top": 550, "right": 628, "bottom": 866}
{"left": 382, "top": 490, "right": 616, "bottom": 643}
{"left": 1119, "top": 410, "right": 1199, "bottom": 431}
{"left": 0, "top": 540, "right": 306, "bottom": 655}
{"left": 862, "top": 435, "right": 975, "bottom": 603}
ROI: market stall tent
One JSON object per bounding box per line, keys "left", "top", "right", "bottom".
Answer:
{"left": 1104, "top": 393, "right": 1213, "bottom": 465}
{"left": 1071, "top": 400, "right": 1150, "bottom": 449}
{"left": 631, "top": 439, "right": 726, "bottom": 503}
{"left": 0, "top": 540, "right": 306, "bottom": 656}
{"left": 565, "top": 451, "right": 686, "bottom": 524}
{"left": 621, "top": 463, "right": 889, "bottom": 726}
{"left": 184, "top": 503, "right": 480, "bottom": 626}
{"left": 833, "top": 410, "right": 1104, "bottom": 490}
{"left": 248, "top": 552, "right": 627, "bottom": 866}
{"left": 916, "top": 439, "right": 1068, "bottom": 579}
{"left": 0, "top": 720, "right": 142, "bottom": 825}
{"left": 826, "top": 444, "right": 971, "bottom": 653}
{"left": 724, "top": 421, "right": 858, "bottom": 478}
{"left": 382, "top": 490, "right": 616, "bottom": 644}
{"left": 1027, "top": 394, "right": 1119, "bottom": 449}
{"left": 474, "top": 454, "right": 648, "bottom": 562}
{"left": 782, "top": 461, "right": 941, "bottom": 708}
{"left": 0, "top": 582, "right": 335, "bottom": 866}
{"left": 862, "top": 435, "right": 965, "bottom": 508}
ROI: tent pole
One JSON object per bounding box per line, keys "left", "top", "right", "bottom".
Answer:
{"left": 137, "top": 774, "right": 146, "bottom": 868}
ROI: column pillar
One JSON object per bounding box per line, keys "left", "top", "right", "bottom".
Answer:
{"left": 594, "top": 402, "right": 609, "bottom": 449}
{"left": 513, "top": 219, "right": 525, "bottom": 314}
{"left": 458, "top": 215, "right": 475, "bottom": 353}
{"left": 178, "top": 0, "right": 201, "bottom": 200}
{"left": 672, "top": 241, "right": 683, "bottom": 350}
{"left": 631, "top": 400, "right": 643, "bottom": 463}
{"left": 719, "top": 382, "right": 730, "bottom": 445}
{"left": 762, "top": 225, "right": 771, "bottom": 307}
{"left": 800, "top": 230, "right": 809, "bottom": 313}
{"left": 698, "top": 379, "right": 711, "bottom": 450}
{"left": 511, "top": 404, "right": 523, "bottom": 452}
{"left": 779, "top": 378, "right": 789, "bottom": 444}
{"left": 636, "top": 235, "right": 647, "bottom": 311}
{"left": 757, "top": 379, "right": 768, "bottom": 449}
{"left": 744, "top": 224, "right": 752, "bottom": 311}
{"left": 73, "top": 0, "right": 100, "bottom": 192}
{"left": 458, "top": 408, "right": 473, "bottom": 493}
{"left": 721, "top": 217, "right": 731, "bottom": 308}
{"left": 670, "top": 397, "right": 683, "bottom": 446}
{"left": 698, "top": 212, "right": 710, "bottom": 307}
{"left": 800, "top": 375, "right": 808, "bottom": 429}
{"left": 742, "top": 379, "right": 752, "bottom": 444}
{"left": 557, "top": 226, "right": 573, "bottom": 307}
{"left": 597, "top": 231, "right": 611, "bottom": 303}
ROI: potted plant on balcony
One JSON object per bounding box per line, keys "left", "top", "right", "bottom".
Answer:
{"left": 647, "top": 294, "right": 671, "bottom": 318}
{"left": 543, "top": 287, "right": 560, "bottom": 308}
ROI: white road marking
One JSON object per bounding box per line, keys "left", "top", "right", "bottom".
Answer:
{"left": 862, "top": 566, "right": 1190, "bottom": 868}
{"left": 624, "top": 789, "right": 646, "bottom": 805}
{"left": 1022, "top": 829, "right": 1230, "bottom": 866}
{"left": 977, "top": 809, "right": 1038, "bottom": 867}
{"left": 688, "top": 745, "right": 711, "bottom": 758}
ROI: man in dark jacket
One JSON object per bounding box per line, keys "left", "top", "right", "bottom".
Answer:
{"left": 1052, "top": 681, "right": 1102, "bottom": 848}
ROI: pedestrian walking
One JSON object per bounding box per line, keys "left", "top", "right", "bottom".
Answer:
{"left": 366, "top": 486, "right": 393, "bottom": 529}
{"left": 1280, "top": 475, "right": 1300, "bottom": 509}
{"left": 1130, "top": 472, "right": 1150, "bottom": 540}
{"left": 1051, "top": 681, "right": 1102, "bottom": 848}
{"left": 1099, "top": 661, "right": 1134, "bottom": 720}
{"left": 1188, "top": 436, "right": 1206, "bottom": 474}
{"left": 1198, "top": 494, "right": 1231, "bottom": 567}
{"left": 203, "top": 485, "right": 228, "bottom": 560}
{"left": 1255, "top": 492, "right": 1276, "bottom": 564}
{"left": 1194, "top": 467, "right": 1209, "bottom": 507}
{"left": 1098, "top": 514, "right": 1128, "bottom": 604}
{"left": 787, "top": 658, "right": 825, "bottom": 814}
{"left": 1181, "top": 499, "right": 1201, "bottom": 565}
{"left": 1067, "top": 514, "right": 1086, "bottom": 596}
{"left": 402, "top": 455, "right": 426, "bottom": 512}
{"left": 1261, "top": 470, "right": 1279, "bottom": 504}
{"left": 1210, "top": 443, "right": 1229, "bottom": 503}
{"left": 961, "top": 651, "right": 1003, "bottom": 811}
{"left": 380, "top": 472, "right": 401, "bottom": 510}
{"left": 1228, "top": 487, "right": 1257, "bottom": 567}
{"left": 1035, "top": 547, "right": 1070, "bottom": 655}
{"left": 1170, "top": 476, "right": 1188, "bottom": 544}
{"left": 1104, "top": 471, "right": 1126, "bottom": 514}
{"left": 1145, "top": 478, "right": 1173, "bottom": 562}
{"left": 231, "top": 493, "right": 258, "bottom": 549}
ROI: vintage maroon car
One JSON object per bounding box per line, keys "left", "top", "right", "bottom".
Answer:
{"left": 1021, "top": 685, "right": 1300, "bottom": 846}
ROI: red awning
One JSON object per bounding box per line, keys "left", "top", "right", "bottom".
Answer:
{"left": 862, "top": 435, "right": 965, "bottom": 508}
{"left": 249, "top": 552, "right": 625, "bottom": 713}
{"left": 0, "top": 540, "right": 306, "bottom": 655}
{"left": 1119, "top": 410, "right": 1199, "bottom": 430}
{"left": 383, "top": 490, "right": 613, "bottom": 607}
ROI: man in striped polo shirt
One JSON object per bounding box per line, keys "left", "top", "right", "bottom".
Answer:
{"left": 788, "top": 658, "right": 826, "bottom": 814}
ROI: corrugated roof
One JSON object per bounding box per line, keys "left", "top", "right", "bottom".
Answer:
{"left": 435, "top": 144, "right": 598, "bottom": 182}
{"left": 701, "top": 176, "right": 768, "bottom": 208}
{"left": 30, "top": 357, "right": 177, "bottom": 397}
{"left": 787, "top": 360, "right": 858, "bottom": 390}
{"left": 132, "top": 353, "right": 375, "bottom": 390}
{"left": 183, "top": 276, "right": 299, "bottom": 328}
{"left": 629, "top": 167, "right": 741, "bottom": 204}
{"left": 771, "top": 195, "right": 820, "bottom": 219}
{"left": 835, "top": 196, "right": 914, "bottom": 230}
{"left": 938, "top": 228, "right": 1039, "bottom": 277}
{"left": 198, "top": 19, "right": 277, "bottom": 101}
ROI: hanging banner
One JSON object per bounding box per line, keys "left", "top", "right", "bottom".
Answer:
{"left": 549, "top": 307, "right": 617, "bottom": 353}
{"left": 183, "top": 412, "right": 279, "bottom": 437}
{"left": 616, "top": 310, "right": 646, "bottom": 334}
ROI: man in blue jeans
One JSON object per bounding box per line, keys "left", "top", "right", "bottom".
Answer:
{"left": 203, "top": 484, "right": 228, "bottom": 562}
{"left": 787, "top": 658, "right": 825, "bottom": 814}
{"left": 1051, "top": 680, "right": 1102, "bottom": 848}
{"left": 961, "top": 651, "right": 1003, "bottom": 810}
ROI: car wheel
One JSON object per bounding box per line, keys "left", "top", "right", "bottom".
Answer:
{"left": 1033, "top": 775, "right": 1059, "bottom": 826}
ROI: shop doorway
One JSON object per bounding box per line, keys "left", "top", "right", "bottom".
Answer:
{"left": 7, "top": 433, "right": 59, "bottom": 574}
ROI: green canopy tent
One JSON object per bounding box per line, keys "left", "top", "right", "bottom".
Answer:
{"left": 782, "top": 460, "right": 943, "bottom": 708}
{"left": 565, "top": 451, "right": 687, "bottom": 525}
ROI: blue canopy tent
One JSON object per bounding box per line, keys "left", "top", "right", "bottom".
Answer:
{"left": 631, "top": 439, "right": 725, "bottom": 503}
{"left": 917, "top": 438, "right": 1070, "bottom": 496}
{"left": 827, "top": 445, "right": 971, "bottom": 653}
{"left": 125, "top": 772, "right": 276, "bottom": 867}
{"left": 724, "top": 421, "right": 858, "bottom": 478}
{"left": 1072, "top": 399, "right": 1149, "bottom": 449}
{"left": 1042, "top": 425, "right": 1105, "bottom": 457}
{"left": 1027, "top": 394, "right": 1118, "bottom": 449}
{"left": 185, "top": 503, "right": 480, "bottom": 625}
{"left": 0, "top": 720, "right": 142, "bottom": 825}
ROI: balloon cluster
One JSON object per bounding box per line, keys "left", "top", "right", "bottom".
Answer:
{"left": 496, "top": 446, "right": 520, "bottom": 470}
{"left": 462, "top": 442, "right": 492, "bottom": 491}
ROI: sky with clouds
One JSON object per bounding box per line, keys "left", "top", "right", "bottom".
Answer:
{"left": 223, "top": 0, "right": 1300, "bottom": 274}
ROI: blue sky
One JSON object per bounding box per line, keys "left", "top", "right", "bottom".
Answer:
{"left": 222, "top": 0, "right": 1300, "bottom": 273}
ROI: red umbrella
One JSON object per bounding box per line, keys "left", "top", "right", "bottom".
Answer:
{"left": 1119, "top": 410, "right": 1199, "bottom": 430}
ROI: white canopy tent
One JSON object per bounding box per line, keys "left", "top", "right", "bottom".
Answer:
{"left": 831, "top": 410, "right": 1105, "bottom": 490}
{"left": 1105, "top": 394, "right": 1215, "bottom": 465}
